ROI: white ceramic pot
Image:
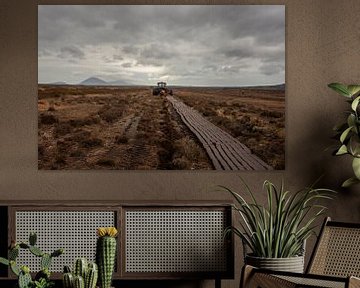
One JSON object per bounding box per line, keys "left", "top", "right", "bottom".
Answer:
{"left": 245, "top": 254, "right": 305, "bottom": 273}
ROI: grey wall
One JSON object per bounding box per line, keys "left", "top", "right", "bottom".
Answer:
{"left": 1, "top": 0, "right": 360, "bottom": 287}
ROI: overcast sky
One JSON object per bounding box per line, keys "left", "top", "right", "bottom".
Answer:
{"left": 38, "top": 5, "right": 285, "bottom": 86}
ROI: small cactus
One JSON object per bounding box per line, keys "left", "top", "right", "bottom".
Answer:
{"left": 63, "top": 259, "right": 98, "bottom": 288}
{"left": 85, "top": 263, "right": 98, "bottom": 288}
{"left": 18, "top": 269, "right": 32, "bottom": 288}
{"left": 64, "top": 265, "right": 72, "bottom": 273}
{"left": 74, "top": 275, "right": 85, "bottom": 288}
{"left": 29, "top": 245, "right": 44, "bottom": 257}
{"left": 96, "top": 227, "right": 118, "bottom": 288}
{"left": 63, "top": 272, "right": 74, "bottom": 288}
{"left": 0, "top": 232, "right": 63, "bottom": 288}
{"left": 74, "top": 258, "right": 88, "bottom": 279}
{"left": 41, "top": 253, "right": 52, "bottom": 270}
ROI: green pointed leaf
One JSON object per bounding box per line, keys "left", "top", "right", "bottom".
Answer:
{"left": 342, "top": 177, "right": 360, "bottom": 188}
{"left": 347, "top": 85, "right": 360, "bottom": 97}
{"left": 223, "top": 179, "right": 335, "bottom": 258}
{"left": 340, "top": 126, "right": 353, "bottom": 143}
{"left": 351, "top": 96, "right": 360, "bottom": 111}
{"left": 352, "top": 157, "right": 360, "bottom": 179}
{"left": 347, "top": 114, "right": 356, "bottom": 128}
{"left": 0, "top": 257, "right": 9, "bottom": 266}
{"left": 349, "top": 135, "right": 360, "bottom": 157}
{"left": 10, "top": 261, "right": 20, "bottom": 276}
{"left": 328, "top": 83, "right": 351, "bottom": 97}
{"left": 336, "top": 144, "right": 348, "bottom": 155}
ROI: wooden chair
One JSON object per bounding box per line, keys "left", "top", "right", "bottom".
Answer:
{"left": 241, "top": 217, "right": 360, "bottom": 288}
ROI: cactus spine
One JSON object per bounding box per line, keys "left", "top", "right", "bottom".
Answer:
{"left": 96, "top": 227, "right": 118, "bottom": 288}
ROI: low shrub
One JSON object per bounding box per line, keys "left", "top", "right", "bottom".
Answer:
{"left": 97, "top": 158, "right": 116, "bottom": 167}
{"left": 39, "top": 113, "right": 58, "bottom": 125}
{"left": 81, "top": 137, "right": 103, "bottom": 148}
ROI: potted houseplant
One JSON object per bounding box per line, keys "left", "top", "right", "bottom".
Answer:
{"left": 328, "top": 83, "right": 360, "bottom": 187}
{"left": 221, "top": 179, "right": 334, "bottom": 273}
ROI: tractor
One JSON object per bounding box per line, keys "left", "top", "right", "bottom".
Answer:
{"left": 152, "top": 82, "right": 173, "bottom": 96}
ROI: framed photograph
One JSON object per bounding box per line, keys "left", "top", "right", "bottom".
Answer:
{"left": 38, "top": 5, "right": 285, "bottom": 170}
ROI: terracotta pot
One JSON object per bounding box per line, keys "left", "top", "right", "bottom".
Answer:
{"left": 245, "top": 254, "right": 305, "bottom": 273}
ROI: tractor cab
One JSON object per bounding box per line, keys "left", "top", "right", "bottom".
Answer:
{"left": 157, "top": 82, "right": 167, "bottom": 88}
{"left": 152, "top": 82, "right": 173, "bottom": 96}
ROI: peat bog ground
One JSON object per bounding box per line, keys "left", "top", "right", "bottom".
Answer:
{"left": 38, "top": 85, "right": 285, "bottom": 170}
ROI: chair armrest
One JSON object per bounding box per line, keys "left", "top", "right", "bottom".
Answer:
{"left": 240, "top": 265, "right": 349, "bottom": 288}
{"left": 240, "top": 265, "right": 295, "bottom": 288}
{"left": 240, "top": 265, "right": 255, "bottom": 288}
{"left": 349, "top": 276, "right": 360, "bottom": 288}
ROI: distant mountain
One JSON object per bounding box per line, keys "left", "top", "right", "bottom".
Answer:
{"left": 258, "top": 83, "right": 285, "bottom": 90}
{"left": 108, "top": 79, "right": 129, "bottom": 86}
{"left": 50, "top": 81, "right": 67, "bottom": 85}
{"left": 79, "top": 77, "right": 108, "bottom": 86}
{"left": 272, "top": 83, "right": 285, "bottom": 90}
{"left": 239, "top": 83, "right": 285, "bottom": 91}
{"left": 78, "top": 77, "right": 130, "bottom": 86}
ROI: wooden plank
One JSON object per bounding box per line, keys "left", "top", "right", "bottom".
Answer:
{"left": 167, "top": 96, "right": 272, "bottom": 171}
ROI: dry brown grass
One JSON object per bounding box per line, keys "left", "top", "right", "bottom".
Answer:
{"left": 175, "top": 87, "right": 285, "bottom": 169}
{"left": 38, "top": 85, "right": 284, "bottom": 169}
{"left": 38, "top": 85, "right": 212, "bottom": 170}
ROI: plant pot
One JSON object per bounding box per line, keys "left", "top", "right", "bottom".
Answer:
{"left": 245, "top": 254, "right": 304, "bottom": 273}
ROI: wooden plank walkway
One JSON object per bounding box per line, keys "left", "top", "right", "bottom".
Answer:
{"left": 167, "top": 96, "right": 273, "bottom": 171}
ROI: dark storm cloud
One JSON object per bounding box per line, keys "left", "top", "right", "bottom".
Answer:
{"left": 38, "top": 5, "right": 285, "bottom": 86}
{"left": 140, "top": 44, "right": 175, "bottom": 60}
{"left": 221, "top": 47, "right": 254, "bottom": 59}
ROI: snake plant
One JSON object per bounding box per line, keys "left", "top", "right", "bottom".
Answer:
{"left": 222, "top": 179, "right": 335, "bottom": 258}
{"left": 328, "top": 83, "right": 360, "bottom": 187}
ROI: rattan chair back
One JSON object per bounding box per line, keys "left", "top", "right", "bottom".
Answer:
{"left": 307, "top": 217, "right": 360, "bottom": 278}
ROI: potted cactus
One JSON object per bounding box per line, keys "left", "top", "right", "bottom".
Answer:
{"left": 0, "top": 232, "right": 63, "bottom": 288}
{"left": 96, "top": 227, "right": 118, "bottom": 288}
{"left": 62, "top": 258, "right": 98, "bottom": 288}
